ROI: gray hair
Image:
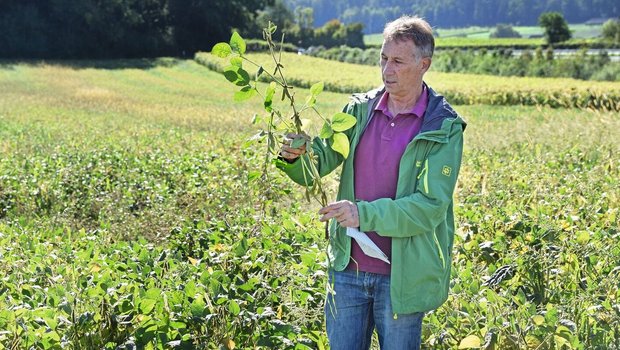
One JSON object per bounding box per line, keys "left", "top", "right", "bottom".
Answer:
{"left": 383, "top": 15, "right": 435, "bottom": 58}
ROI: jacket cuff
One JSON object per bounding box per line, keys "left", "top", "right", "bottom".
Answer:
{"left": 356, "top": 200, "right": 373, "bottom": 232}
{"left": 275, "top": 156, "right": 300, "bottom": 170}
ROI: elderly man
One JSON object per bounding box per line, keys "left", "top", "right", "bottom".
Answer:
{"left": 277, "top": 15, "right": 466, "bottom": 349}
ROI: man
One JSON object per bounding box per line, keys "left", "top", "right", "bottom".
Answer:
{"left": 277, "top": 15, "right": 466, "bottom": 349}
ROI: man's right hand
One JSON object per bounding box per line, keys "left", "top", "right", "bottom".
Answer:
{"left": 280, "top": 133, "right": 307, "bottom": 162}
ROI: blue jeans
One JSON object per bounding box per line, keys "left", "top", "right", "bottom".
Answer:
{"left": 325, "top": 270, "right": 424, "bottom": 350}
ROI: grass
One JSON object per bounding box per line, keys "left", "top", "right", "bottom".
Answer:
{"left": 1, "top": 59, "right": 619, "bottom": 349}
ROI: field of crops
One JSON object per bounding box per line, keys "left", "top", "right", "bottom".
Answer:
{"left": 0, "top": 58, "right": 619, "bottom": 349}
{"left": 196, "top": 51, "right": 620, "bottom": 111}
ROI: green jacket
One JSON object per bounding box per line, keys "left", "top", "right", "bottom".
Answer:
{"left": 276, "top": 84, "right": 466, "bottom": 314}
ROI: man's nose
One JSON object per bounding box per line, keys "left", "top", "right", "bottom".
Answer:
{"left": 382, "top": 61, "right": 394, "bottom": 75}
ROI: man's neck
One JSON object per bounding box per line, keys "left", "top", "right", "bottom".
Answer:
{"left": 388, "top": 84, "right": 423, "bottom": 116}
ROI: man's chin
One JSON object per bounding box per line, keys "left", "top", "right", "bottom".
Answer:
{"left": 384, "top": 83, "right": 395, "bottom": 91}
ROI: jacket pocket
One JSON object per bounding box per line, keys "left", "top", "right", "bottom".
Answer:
{"left": 431, "top": 229, "right": 447, "bottom": 270}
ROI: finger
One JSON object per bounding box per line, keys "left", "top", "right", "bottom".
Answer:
{"left": 281, "top": 146, "right": 302, "bottom": 157}
{"left": 282, "top": 144, "right": 306, "bottom": 154}
{"left": 319, "top": 211, "right": 337, "bottom": 221}
{"left": 334, "top": 210, "right": 347, "bottom": 220}
{"left": 318, "top": 203, "right": 342, "bottom": 214}
{"left": 286, "top": 146, "right": 305, "bottom": 154}
{"left": 318, "top": 201, "right": 348, "bottom": 215}
{"left": 317, "top": 206, "right": 332, "bottom": 215}
{"left": 318, "top": 209, "right": 341, "bottom": 222}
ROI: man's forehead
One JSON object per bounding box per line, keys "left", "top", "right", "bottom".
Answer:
{"left": 381, "top": 39, "right": 417, "bottom": 54}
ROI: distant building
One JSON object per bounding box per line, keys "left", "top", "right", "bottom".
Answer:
{"left": 584, "top": 17, "right": 616, "bottom": 25}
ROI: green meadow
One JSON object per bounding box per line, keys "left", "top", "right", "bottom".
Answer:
{"left": 0, "top": 57, "right": 618, "bottom": 349}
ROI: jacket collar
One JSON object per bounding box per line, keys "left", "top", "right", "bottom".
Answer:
{"left": 354, "top": 83, "right": 465, "bottom": 134}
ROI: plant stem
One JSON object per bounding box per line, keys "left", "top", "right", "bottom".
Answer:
{"left": 261, "top": 25, "right": 332, "bottom": 239}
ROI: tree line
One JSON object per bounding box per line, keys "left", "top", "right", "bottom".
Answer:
{"left": 0, "top": 0, "right": 270, "bottom": 59}
{"left": 284, "top": 0, "right": 619, "bottom": 33}
{"left": 0, "top": 0, "right": 366, "bottom": 59}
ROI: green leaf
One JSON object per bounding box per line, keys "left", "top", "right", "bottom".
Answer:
{"left": 555, "top": 325, "right": 573, "bottom": 338}
{"left": 234, "top": 86, "right": 256, "bottom": 102}
{"left": 230, "top": 56, "right": 243, "bottom": 68}
{"left": 211, "top": 43, "right": 232, "bottom": 58}
{"left": 190, "top": 299, "right": 206, "bottom": 317}
{"left": 331, "top": 132, "right": 350, "bottom": 158}
{"left": 290, "top": 137, "right": 306, "bottom": 149}
{"left": 43, "top": 330, "right": 60, "bottom": 342}
{"left": 310, "top": 81, "right": 324, "bottom": 96}
{"left": 545, "top": 304, "right": 559, "bottom": 324}
{"left": 532, "top": 315, "right": 545, "bottom": 326}
{"left": 140, "top": 299, "right": 157, "bottom": 314}
{"left": 229, "top": 300, "right": 241, "bottom": 316}
{"left": 576, "top": 230, "right": 590, "bottom": 244}
{"left": 169, "top": 321, "right": 186, "bottom": 330}
{"left": 248, "top": 171, "right": 262, "bottom": 182}
{"left": 305, "top": 95, "right": 316, "bottom": 107}
{"left": 458, "top": 335, "right": 481, "bottom": 349}
{"left": 256, "top": 66, "right": 264, "bottom": 79}
{"left": 184, "top": 281, "right": 196, "bottom": 298}
{"left": 331, "top": 112, "right": 357, "bottom": 132}
{"left": 145, "top": 288, "right": 162, "bottom": 300}
{"left": 234, "top": 237, "right": 248, "bottom": 257}
{"left": 268, "top": 22, "right": 277, "bottom": 34}
{"left": 264, "top": 82, "right": 276, "bottom": 111}
{"left": 319, "top": 122, "right": 333, "bottom": 138}
{"left": 230, "top": 32, "right": 246, "bottom": 55}
{"left": 223, "top": 66, "right": 250, "bottom": 86}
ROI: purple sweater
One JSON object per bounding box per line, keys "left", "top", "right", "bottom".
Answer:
{"left": 346, "top": 86, "right": 428, "bottom": 275}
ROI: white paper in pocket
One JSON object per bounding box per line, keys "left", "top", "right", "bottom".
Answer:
{"left": 345, "top": 227, "right": 390, "bottom": 264}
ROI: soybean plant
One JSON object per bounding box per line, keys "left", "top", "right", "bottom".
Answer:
{"left": 211, "top": 23, "right": 356, "bottom": 238}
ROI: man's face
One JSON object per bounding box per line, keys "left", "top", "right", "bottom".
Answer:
{"left": 380, "top": 39, "right": 430, "bottom": 97}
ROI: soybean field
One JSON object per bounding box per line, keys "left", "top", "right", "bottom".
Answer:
{"left": 0, "top": 57, "right": 618, "bottom": 349}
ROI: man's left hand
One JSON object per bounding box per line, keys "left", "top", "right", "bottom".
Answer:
{"left": 318, "top": 200, "right": 359, "bottom": 228}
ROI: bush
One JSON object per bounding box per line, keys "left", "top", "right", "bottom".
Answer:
{"left": 244, "top": 39, "right": 298, "bottom": 53}
{"left": 490, "top": 24, "right": 522, "bottom": 38}
{"left": 539, "top": 12, "right": 572, "bottom": 44}
{"left": 590, "top": 63, "right": 620, "bottom": 81}
{"left": 602, "top": 19, "right": 620, "bottom": 44}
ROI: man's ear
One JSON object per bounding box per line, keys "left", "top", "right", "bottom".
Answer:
{"left": 421, "top": 57, "right": 432, "bottom": 72}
